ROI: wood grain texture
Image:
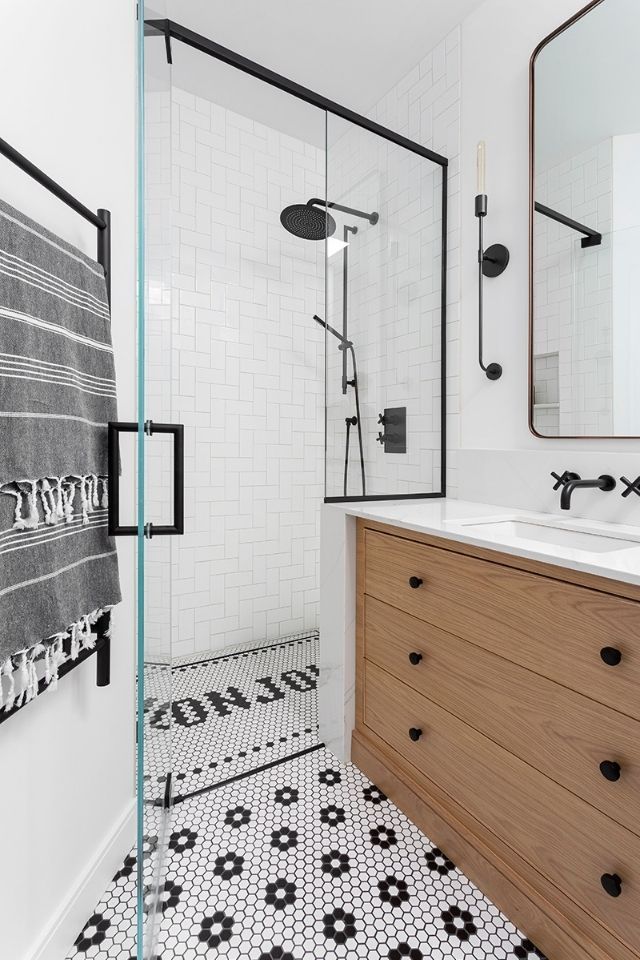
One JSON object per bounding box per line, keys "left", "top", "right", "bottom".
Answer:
{"left": 364, "top": 594, "right": 640, "bottom": 836}
{"left": 364, "top": 527, "right": 640, "bottom": 719}
{"left": 358, "top": 517, "right": 640, "bottom": 602}
{"left": 353, "top": 730, "right": 639, "bottom": 960}
{"left": 363, "top": 662, "right": 640, "bottom": 952}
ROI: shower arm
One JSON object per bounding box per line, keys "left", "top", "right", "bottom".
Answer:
{"left": 307, "top": 198, "right": 378, "bottom": 226}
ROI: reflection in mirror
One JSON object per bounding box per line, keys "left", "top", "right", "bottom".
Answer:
{"left": 531, "top": 0, "right": 640, "bottom": 437}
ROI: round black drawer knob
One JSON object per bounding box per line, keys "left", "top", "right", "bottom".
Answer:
{"left": 600, "top": 646, "right": 622, "bottom": 666}
{"left": 599, "top": 760, "right": 621, "bottom": 782}
{"left": 409, "top": 576, "right": 423, "bottom": 589}
{"left": 408, "top": 727, "right": 423, "bottom": 742}
{"left": 408, "top": 652, "right": 423, "bottom": 665}
{"left": 601, "top": 872, "right": 622, "bottom": 897}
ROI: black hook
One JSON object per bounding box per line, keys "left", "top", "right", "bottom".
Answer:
{"left": 620, "top": 476, "right": 640, "bottom": 499}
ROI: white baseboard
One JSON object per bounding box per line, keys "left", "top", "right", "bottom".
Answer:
{"left": 30, "top": 799, "right": 136, "bottom": 960}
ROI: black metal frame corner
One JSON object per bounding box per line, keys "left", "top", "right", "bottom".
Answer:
{"left": 144, "top": 18, "right": 448, "bottom": 503}
{"left": 0, "top": 136, "right": 111, "bottom": 303}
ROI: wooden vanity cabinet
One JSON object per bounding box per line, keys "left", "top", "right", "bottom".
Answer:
{"left": 353, "top": 519, "right": 640, "bottom": 960}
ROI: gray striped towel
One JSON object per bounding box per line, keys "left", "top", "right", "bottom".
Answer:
{"left": 0, "top": 197, "right": 121, "bottom": 712}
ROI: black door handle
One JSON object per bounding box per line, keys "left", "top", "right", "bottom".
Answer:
{"left": 408, "top": 652, "right": 423, "bottom": 665}
{"left": 107, "top": 420, "right": 184, "bottom": 537}
{"left": 408, "top": 727, "right": 422, "bottom": 742}
{"left": 409, "top": 576, "right": 423, "bottom": 589}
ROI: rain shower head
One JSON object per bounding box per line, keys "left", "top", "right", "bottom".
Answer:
{"left": 280, "top": 203, "right": 337, "bottom": 241}
{"left": 280, "top": 198, "right": 379, "bottom": 241}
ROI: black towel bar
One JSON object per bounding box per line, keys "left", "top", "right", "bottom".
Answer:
{"left": 0, "top": 134, "right": 111, "bottom": 302}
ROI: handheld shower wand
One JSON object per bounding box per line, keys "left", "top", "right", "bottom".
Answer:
{"left": 314, "top": 315, "right": 366, "bottom": 497}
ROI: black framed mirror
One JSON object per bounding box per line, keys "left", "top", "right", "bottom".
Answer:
{"left": 530, "top": 0, "right": 640, "bottom": 438}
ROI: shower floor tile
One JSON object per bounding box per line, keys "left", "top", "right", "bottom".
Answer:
{"left": 67, "top": 647, "right": 548, "bottom": 960}
{"left": 144, "top": 632, "right": 320, "bottom": 801}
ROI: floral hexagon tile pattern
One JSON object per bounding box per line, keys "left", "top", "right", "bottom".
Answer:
{"left": 66, "top": 633, "right": 548, "bottom": 960}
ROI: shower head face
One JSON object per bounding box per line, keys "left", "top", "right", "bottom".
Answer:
{"left": 280, "top": 203, "right": 336, "bottom": 241}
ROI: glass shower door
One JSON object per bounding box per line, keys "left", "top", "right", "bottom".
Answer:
{"left": 139, "top": 12, "right": 176, "bottom": 959}
{"left": 139, "top": 19, "right": 327, "bottom": 959}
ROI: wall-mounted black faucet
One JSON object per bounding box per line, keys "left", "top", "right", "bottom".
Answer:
{"left": 557, "top": 473, "right": 616, "bottom": 510}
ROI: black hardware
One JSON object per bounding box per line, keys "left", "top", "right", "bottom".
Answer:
{"left": 0, "top": 136, "right": 111, "bottom": 306}
{"left": 96, "top": 634, "right": 111, "bottom": 687}
{"left": 600, "top": 873, "right": 622, "bottom": 898}
{"left": 599, "top": 760, "right": 621, "bottom": 782}
{"left": 600, "top": 646, "right": 622, "bottom": 667}
{"left": 560, "top": 474, "right": 616, "bottom": 510}
{"left": 145, "top": 421, "right": 184, "bottom": 537}
{"left": 0, "top": 616, "right": 111, "bottom": 727}
{"left": 408, "top": 652, "right": 423, "bottom": 665}
{"left": 145, "top": 21, "right": 448, "bottom": 168}
{"left": 475, "top": 194, "right": 508, "bottom": 381}
{"left": 107, "top": 421, "right": 184, "bottom": 537}
{"left": 409, "top": 576, "right": 423, "bottom": 589}
{"left": 535, "top": 202, "right": 602, "bottom": 249}
{"left": 376, "top": 407, "right": 407, "bottom": 454}
{"left": 551, "top": 470, "right": 580, "bottom": 491}
{"left": 315, "top": 315, "right": 366, "bottom": 497}
{"left": 409, "top": 727, "right": 423, "bottom": 742}
{"left": 145, "top": 19, "right": 447, "bottom": 507}
{"left": 620, "top": 476, "right": 640, "bottom": 499}
{"left": 307, "top": 197, "right": 378, "bottom": 227}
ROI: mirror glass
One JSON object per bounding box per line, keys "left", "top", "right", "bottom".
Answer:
{"left": 531, "top": 0, "right": 640, "bottom": 437}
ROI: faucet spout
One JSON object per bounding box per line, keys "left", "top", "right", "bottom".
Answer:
{"left": 560, "top": 475, "right": 616, "bottom": 510}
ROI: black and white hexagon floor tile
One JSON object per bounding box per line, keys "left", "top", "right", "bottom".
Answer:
{"left": 67, "top": 635, "right": 548, "bottom": 960}
{"left": 144, "top": 633, "right": 320, "bottom": 801}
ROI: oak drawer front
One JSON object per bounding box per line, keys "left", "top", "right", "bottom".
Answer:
{"left": 364, "top": 528, "right": 640, "bottom": 719}
{"left": 363, "top": 662, "right": 640, "bottom": 950}
{"left": 364, "top": 595, "right": 640, "bottom": 836}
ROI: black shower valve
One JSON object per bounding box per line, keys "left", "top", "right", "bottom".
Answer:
{"left": 551, "top": 470, "right": 580, "bottom": 491}
{"left": 376, "top": 431, "right": 385, "bottom": 444}
{"left": 377, "top": 413, "right": 386, "bottom": 426}
{"left": 620, "top": 476, "right": 640, "bottom": 499}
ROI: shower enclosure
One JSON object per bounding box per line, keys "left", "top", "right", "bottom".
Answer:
{"left": 136, "top": 13, "right": 446, "bottom": 955}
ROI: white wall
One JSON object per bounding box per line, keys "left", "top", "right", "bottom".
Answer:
{"left": 458, "top": 0, "right": 640, "bottom": 522}
{"left": 0, "top": 3, "right": 137, "bottom": 958}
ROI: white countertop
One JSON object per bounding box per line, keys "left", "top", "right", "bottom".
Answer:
{"left": 328, "top": 497, "right": 640, "bottom": 587}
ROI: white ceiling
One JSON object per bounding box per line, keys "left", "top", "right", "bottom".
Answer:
{"left": 162, "top": 0, "right": 485, "bottom": 115}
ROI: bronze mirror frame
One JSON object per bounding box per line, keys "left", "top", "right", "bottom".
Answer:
{"left": 528, "top": 0, "right": 638, "bottom": 439}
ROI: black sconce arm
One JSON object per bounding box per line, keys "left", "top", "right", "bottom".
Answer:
{"left": 476, "top": 194, "right": 509, "bottom": 381}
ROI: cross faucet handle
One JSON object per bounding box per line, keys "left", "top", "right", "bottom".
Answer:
{"left": 551, "top": 470, "right": 580, "bottom": 491}
{"left": 620, "top": 476, "right": 640, "bottom": 499}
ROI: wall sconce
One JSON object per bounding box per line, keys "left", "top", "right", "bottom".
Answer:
{"left": 475, "top": 141, "right": 509, "bottom": 380}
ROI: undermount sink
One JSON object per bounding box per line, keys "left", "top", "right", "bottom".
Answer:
{"left": 450, "top": 517, "right": 640, "bottom": 554}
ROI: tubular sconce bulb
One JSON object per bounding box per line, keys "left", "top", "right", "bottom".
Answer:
{"left": 477, "top": 140, "right": 486, "bottom": 195}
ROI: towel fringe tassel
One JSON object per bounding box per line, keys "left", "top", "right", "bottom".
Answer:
{"left": 0, "top": 475, "right": 110, "bottom": 531}
{"left": 0, "top": 606, "right": 112, "bottom": 713}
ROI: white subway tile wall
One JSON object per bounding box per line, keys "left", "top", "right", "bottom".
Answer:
{"left": 534, "top": 139, "right": 613, "bottom": 436}
{"left": 143, "top": 29, "right": 461, "bottom": 657}
{"left": 145, "top": 89, "right": 325, "bottom": 658}
{"left": 325, "top": 28, "right": 460, "bottom": 498}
